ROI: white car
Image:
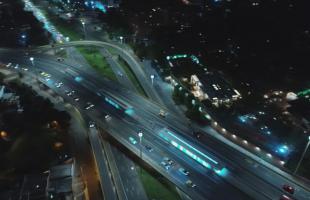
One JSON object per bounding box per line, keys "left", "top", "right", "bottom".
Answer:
{"left": 161, "top": 161, "right": 171, "bottom": 170}
{"left": 66, "top": 90, "right": 75, "bottom": 96}
{"left": 85, "top": 102, "right": 94, "bottom": 110}
{"left": 89, "top": 121, "right": 95, "bottom": 128}
{"left": 186, "top": 180, "right": 196, "bottom": 188}
{"left": 163, "top": 157, "right": 174, "bottom": 165}
{"left": 104, "top": 114, "right": 111, "bottom": 120}
{"left": 117, "top": 71, "right": 123, "bottom": 77}
{"left": 179, "top": 168, "right": 189, "bottom": 176}
{"left": 55, "top": 82, "right": 63, "bottom": 88}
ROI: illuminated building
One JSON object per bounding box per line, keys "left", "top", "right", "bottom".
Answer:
{"left": 190, "top": 72, "right": 241, "bottom": 107}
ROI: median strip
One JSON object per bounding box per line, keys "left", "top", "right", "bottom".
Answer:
{"left": 77, "top": 47, "right": 117, "bottom": 81}
{"left": 117, "top": 55, "right": 148, "bottom": 97}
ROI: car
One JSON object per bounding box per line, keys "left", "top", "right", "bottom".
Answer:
{"left": 144, "top": 145, "right": 153, "bottom": 152}
{"left": 163, "top": 157, "right": 174, "bottom": 165}
{"left": 66, "top": 90, "right": 75, "bottom": 96}
{"left": 129, "top": 137, "right": 137, "bottom": 145}
{"left": 40, "top": 71, "right": 51, "bottom": 78}
{"left": 117, "top": 71, "right": 123, "bottom": 76}
{"left": 186, "top": 180, "right": 196, "bottom": 188}
{"left": 193, "top": 131, "right": 203, "bottom": 139}
{"left": 22, "top": 67, "right": 28, "bottom": 71}
{"left": 161, "top": 161, "right": 171, "bottom": 170}
{"left": 14, "top": 64, "right": 19, "bottom": 69}
{"left": 73, "top": 97, "right": 80, "bottom": 101}
{"left": 282, "top": 185, "right": 294, "bottom": 194}
{"left": 159, "top": 109, "right": 166, "bottom": 117}
{"left": 179, "top": 168, "right": 190, "bottom": 176}
{"left": 279, "top": 194, "right": 292, "bottom": 200}
{"left": 85, "top": 102, "right": 94, "bottom": 110}
{"left": 6, "top": 63, "right": 12, "bottom": 67}
{"left": 57, "top": 57, "right": 64, "bottom": 62}
{"left": 104, "top": 114, "right": 111, "bottom": 120}
{"left": 55, "top": 82, "right": 63, "bottom": 88}
{"left": 89, "top": 121, "right": 95, "bottom": 128}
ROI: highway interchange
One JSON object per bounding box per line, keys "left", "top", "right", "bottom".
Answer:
{"left": 1, "top": 43, "right": 310, "bottom": 200}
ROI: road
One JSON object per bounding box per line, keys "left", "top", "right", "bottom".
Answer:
{"left": 62, "top": 46, "right": 149, "bottom": 200}
{"left": 1, "top": 50, "right": 310, "bottom": 200}
{"left": 37, "top": 40, "right": 165, "bottom": 106}
{"left": 1, "top": 52, "right": 252, "bottom": 200}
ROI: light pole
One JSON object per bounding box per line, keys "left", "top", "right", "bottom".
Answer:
{"left": 150, "top": 74, "right": 155, "bottom": 85}
{"left": 29, "top": 57, "right": 34, "bottom": 66}
{"left": 294, "top": 136, "right": 310, "bottom": 174}
{"left": 138, "top": 131, "right": 143, "bottom": 174}
{"left": 119, "top": 36, "right": 124, "bottom": 44}
{"left": 138, "top": 131, "right": 143, "bottom": 160}
{"left": 81, "top": 20, "right": 86, "bottom": 39}
{"left": 29, "top": 57, "right": 38, "bottom": 82}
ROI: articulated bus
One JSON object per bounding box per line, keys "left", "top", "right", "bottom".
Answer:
{"left": 97, "top": 90, "right": 134, "bottom": 115}
{"left": 159, "top": 128, "right": 227, "bottom": 176}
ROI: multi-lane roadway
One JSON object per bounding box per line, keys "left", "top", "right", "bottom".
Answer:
{"left": 1, "top": 48, "right": 310, "bottom": 200}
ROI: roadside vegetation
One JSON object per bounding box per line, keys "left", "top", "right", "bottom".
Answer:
{"left": 77, "top": 47, "right": 117, "bottom": 81}
{"left": 117, "top": 56, "right": 147, "bottom": 97}
{"left": 173, "top": 85, "right": 211, "bottom": 125}
{"left": 138, "top": 166, "right": 181, "bottom": 200}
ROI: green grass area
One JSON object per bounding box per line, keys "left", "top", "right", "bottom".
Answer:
{"left": 105, "top": 47, "right": 119, "bottom": 56}
{"left": 117, "top": 56, "right": 148, "bottom": 97}
{"left": 139, "top": 166, "right": 181, "bottom": 200}
{"left": 55, "top": 22, "right": 82, "bottom": 41}
{"left": 77, "top": 47, "right": 117, "bottom": 81}
{"left": 41, "top": 7, "right": 82, "bottom": 41}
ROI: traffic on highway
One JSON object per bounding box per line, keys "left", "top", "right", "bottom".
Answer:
{"left": 1, "top": 48, "right": 309, "bottom": 200}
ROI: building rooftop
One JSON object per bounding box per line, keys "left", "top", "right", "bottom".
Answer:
{"left": 192, "top": 72, "right": 241, "bottom": 102}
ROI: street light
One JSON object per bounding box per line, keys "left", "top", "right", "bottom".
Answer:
{"left": 29, "top": 57, "right": 38, "bottom": 81}
{"left": 294, "top": 136, "right": 310, "bottom": 174}
{"left": 81, "top": 20, "right": 86, "bottom": 39}
{"left": 29, "top": 57, "right": 34, "bottom": 65}
{"left": 138, "top": 131, "right": 143, "bottom": 159}
{"left": 150, "top": 74, "right": 155, "bottom": 85}
{"left": 119, "top": 36, "right": 124, "bottom": 44}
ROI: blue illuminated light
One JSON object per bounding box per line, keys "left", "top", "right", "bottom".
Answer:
{"left": 125, "top": 108, "right": 134, "bottom": 115}
{"left": 214, "top": 167, "right": 228, "bottom": 177}
{"left": 74, "top": 76, "right": 83, "bottom": 82}
{"left": 238, "top": 116, "right": 247, "bottom": 123}
{"left": 159, "top": 129, "right": 228, "bottom": 176}
{"left": 276, "top": 145, "right": 290, "bottom": 155}
{"left": 166, "top": 54, "right": 202, "bottom": 65}
{"left": 161, "top": 129, "right": 218, "bottom": 165}
{"left": 84, "top": 1, "right": 107, "bottom": 13}
{"left": 170, "top": 131, "right": 217, "bottom": 164}
{"left": 105, "top": 97, "right": 120, "bottom": 109}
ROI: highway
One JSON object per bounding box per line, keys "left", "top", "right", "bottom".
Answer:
{"left": 1, "top": 50, "right": 310, "bottom": 200}
{"left": 37, "top": 40, "right": 165, "bottom": 106}
{"left": 57, "top": 44, "right": 150, "bottom": 200}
